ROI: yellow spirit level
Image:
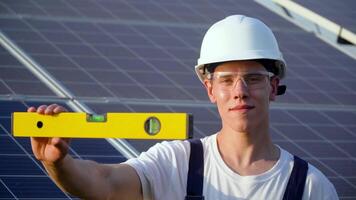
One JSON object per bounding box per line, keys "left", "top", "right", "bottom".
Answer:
{"left": 12, "top": 112, "right": 193, "bottom": 139}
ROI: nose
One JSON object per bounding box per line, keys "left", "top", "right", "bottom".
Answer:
{"left": 232, "top": 78, "right": 249, "bottom": 100}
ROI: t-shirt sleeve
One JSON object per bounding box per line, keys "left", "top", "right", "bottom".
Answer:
{"left": 303, "top": 164, "right": 339, "bottom": 200}
{"left": 124, "top": 140, "right": 190, "bottom": 200}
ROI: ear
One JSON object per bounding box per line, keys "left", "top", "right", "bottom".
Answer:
{"left": 204, "top": 79, "right": 216, "bottom": 103}
{"left": 269, "top": 77, "right": 279, "bottom": 101}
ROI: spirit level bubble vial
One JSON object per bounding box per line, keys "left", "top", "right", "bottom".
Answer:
{"left": 12, "top": 112, "right": 193, "bottom": 140}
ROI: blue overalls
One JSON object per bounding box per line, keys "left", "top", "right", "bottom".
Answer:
{"left": 185, "top": 139, "right": 308, "bottom": 200}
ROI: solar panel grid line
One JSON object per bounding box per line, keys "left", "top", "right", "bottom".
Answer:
{"left": 0, "top": 177, "right": 17, "bottom": 199}
{"left": 140, "top": 0, "right": 187, "bottom": 23}
{"left": 162, "top": 0, "right": 210, "bottom": 24}
{"left": 317, "top": 111, "right": 356, "bottom": 139}
{"left": 191, "top": 0, "right": 240, "bottom": 21}
{"left": 271, "top": 124, "right": 356, "bottom": 140}
{"left": 63, "top": 0, "right": 113, "bottom": 19}
{"left": 172, "top": 0, "right": 208, "bottom": 22}
{"left": 278, "top": 89, "right": 309, "bottom": 104}
{"left": 1, "top": 174, "right": 48, "bottom": 178}
{"left": 0, "top": 79, "right": 15, "bottom": 95}
{"left": 170, "top": 106, "right": 219, "bottom": 138}
{"left": 206, "top": 108, "right": 221, "bottom": 122}
{"left": 30, "top": 0, "right": 85, "bottom": 20}
{"left": 191, "top": 125, "right": 209, "bottom": 138}
{"left": 156, "top": 23, "right": 200, "bottom": 54}
{"left": 329, "top": 69, "right": 356, "bottom": 93}
{"left": 98, "top": 0, "right": 152, "bottom": 22}
{"left": 311, "top": 79, "right": 356, "bottom": 95}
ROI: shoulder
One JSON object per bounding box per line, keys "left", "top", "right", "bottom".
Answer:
{"left": 153, "top": 140, "right": 191, "bottom": 162}
{"left": 124, "top": 140, "right": 192, "bottom": 200}
{"left": 127, "top": 139, "right": 191, "bottom": 166}
{"left": 279, "top": 148, "right": 339, "bottom": 199}
{"left": 147, "top": 134, "right": 214, "bottom": 158}
{"left": 303, "top": 164, "right": 339, "bottom": 199}
{"left": 124, "top": 137, "right": 212, "bottom": 200}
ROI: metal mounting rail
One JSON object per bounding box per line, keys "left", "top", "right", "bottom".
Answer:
{"left": 255, "top": 0, "right": 356, "bottom": 60}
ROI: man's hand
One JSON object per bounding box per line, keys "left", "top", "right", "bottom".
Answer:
{"left": 28, "top": 104, "right": 70, "bottom": 164}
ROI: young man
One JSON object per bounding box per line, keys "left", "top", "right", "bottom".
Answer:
{"left": 29, "top": 15, "right": 338, "bottom": 199}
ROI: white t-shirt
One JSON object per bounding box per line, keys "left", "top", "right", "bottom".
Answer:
{"left": 125, "top": 134, "right": 338, "bottom": 200}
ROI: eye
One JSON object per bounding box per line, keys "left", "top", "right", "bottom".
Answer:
{"left": 245, "top": 74, "right": 264, "bottom": 83}
{"left": 218, "top": 76, "right": 234, "bottom": 85}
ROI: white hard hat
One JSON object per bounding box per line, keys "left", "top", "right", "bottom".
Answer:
{"left": 195, "top": 15, "right": 286, "bottom": 83}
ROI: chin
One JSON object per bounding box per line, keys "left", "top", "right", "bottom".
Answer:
{"left": 226, "top": 120, "right": 251, "bottom": 133}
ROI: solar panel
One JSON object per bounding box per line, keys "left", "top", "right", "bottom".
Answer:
{"left": 0, "top": 0, "right": 355, "bottom": 198}
{"left": 1, "top": 7, "right": 355, "bottom": 104}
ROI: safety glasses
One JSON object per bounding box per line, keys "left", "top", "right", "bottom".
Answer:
{"left": 207, "top": 71, "right": 274, "bottom": 91}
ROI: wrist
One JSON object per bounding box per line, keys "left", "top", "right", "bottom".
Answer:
{"left": 42, "top": 154, "right": 71, "bottom": 168}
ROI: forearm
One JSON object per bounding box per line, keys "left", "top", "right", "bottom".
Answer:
{"left": 43, "top": 155, "right": 111, "bottom": 199}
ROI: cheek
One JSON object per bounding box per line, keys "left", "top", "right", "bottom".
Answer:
{"left": 252, "top": 90, "right": 270, "bottom": 107}
{"left": 213, "top": 89, "right": 229, "bottom": 102}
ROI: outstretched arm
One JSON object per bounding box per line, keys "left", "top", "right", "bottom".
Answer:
{"left": 29, "top": 104, "right": 143, "bottom": 200}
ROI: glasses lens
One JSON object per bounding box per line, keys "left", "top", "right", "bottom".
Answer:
{"left": 212, "top": 72, "right": 270, "bottom": 90}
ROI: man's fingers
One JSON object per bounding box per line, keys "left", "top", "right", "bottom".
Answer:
{"left": 53, "top": 105, "right": 67, "bottom": 114}
{"left": 31, "top": 137, "right": 71, "bottom": 162}
{"left": 37, "top": 105, "right": 48, "bottom": 114}
{"left": 30, "top": 137, "right": 44, "bottom": 150}
{"left": 29, "top": 104, "right": 67, "bottom": 115}
{"left": 45, "top": 104, "right": 59, "bottom": 115}
{"left": 27, "top": 107, "right": 36, "bottom": 112}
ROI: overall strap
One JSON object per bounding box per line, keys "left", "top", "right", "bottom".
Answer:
{"left": 185, "top": 139, "right": 205, "bottom": 200}
{"left": 283, "top": 155, "right": 309, "bottom": 200}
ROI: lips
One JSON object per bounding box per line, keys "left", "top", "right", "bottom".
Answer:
{"left": 229, "top": 105, "right": 255, "bottom": 111}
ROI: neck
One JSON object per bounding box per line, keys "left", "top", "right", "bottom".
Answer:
{"left": 216, "top": 124, "right": 279, "bottom": 175}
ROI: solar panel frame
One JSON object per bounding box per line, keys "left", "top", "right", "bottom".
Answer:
{"left": 293, "top": 0, "right": 356, "bottom": 33}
